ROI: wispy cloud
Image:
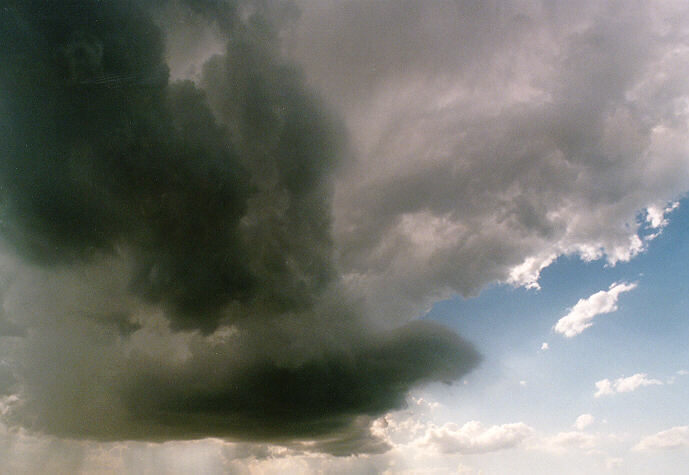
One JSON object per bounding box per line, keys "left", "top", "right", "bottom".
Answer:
{"left": 554, "top": 282, "right": 637, "bottom": 337}
{"left": 634, "top": 426, "right": 689, "bottom": 451}
{"left": 594, "top": 373, "right": 663, "bottom": 397}
{"left": 531, "top": 431, "right": 602, "bottom": 453}
{"left": 421, "top": 421, "right": 534, "bottom": 454}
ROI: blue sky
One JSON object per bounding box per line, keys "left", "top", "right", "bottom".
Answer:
{"left": 430, "top": 195, "right": 689, "bottom": 383}
{"left": 405, "top": 196, "right": 689, "bottom": 472}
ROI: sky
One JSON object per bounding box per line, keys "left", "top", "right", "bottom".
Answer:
{"left": 0, "top": 1, "right": 688, "bottom": 473}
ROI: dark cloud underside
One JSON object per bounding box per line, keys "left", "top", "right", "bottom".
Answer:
{"left": 114, "top": 321, "right": 478, "bottom": 452}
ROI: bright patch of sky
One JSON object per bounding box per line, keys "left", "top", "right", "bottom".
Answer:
{"left": 416, "top": 195, "right": 689, "bottom": 472}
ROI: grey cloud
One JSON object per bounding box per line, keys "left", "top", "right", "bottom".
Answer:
{"left": 0, "top": 0, "right": 480, "bottom": 453}
{"left": 1, "top": 1, "right": 251, "bottom": 332}
{"left": 1, "top": 256, "right": 478, "bottom": 453}
{"left": 118, "top": 321, "right": 477, "bottom": 444}
{"left": 288, "top": 0, "right": 689, "bottom": 322}
{"left": 0, "top": 0, "right": 345, "bottom": 332}
{"left": 0, "top": 312, "right": 25, "bottom": 339}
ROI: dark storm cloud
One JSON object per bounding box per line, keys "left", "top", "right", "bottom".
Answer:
{"left": 0, "top": 0, "right": 479, "bottom": 453}
{"left": 18, "top": 318, "right": 475, "bottom": 455}
{"left": 0, "top": 0, "right": 341, "bottom": 332}
{"left": 1, "top": 0, "right": 252, "bottom": 332}
{"left": 120, "top": 321, "right": 478, "bottom": 443}
{"left": 1, "top": 261, "right": 479, "bottom": 453}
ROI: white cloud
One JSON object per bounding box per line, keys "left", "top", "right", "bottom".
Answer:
{"left": 574, "top": 414, "right": 595, "bottom": 431}
{"left": 666, "top": 369, "right": 688, "bottom": 384}
{"left": 411, "top": 397, "right": 441, "bottom": 411}
{"left": 634, "top": 426, "right": 689, "bottom": 451}
{"left": 594, "top": 379, "right": 614, "bottom": 397}
{"left": 646, "top": 201, "right": 679, "bottom": 229}
{"left": 530, "top": 431, "right": 604, "bottom": 454}
{"left": 643, "top": 202, "right": 680, "bottom": 241}
{"left": 373, "top": 403, "right": 535, "bottom": 457}
{"left": 422, "top": 421, "right": 534, "bottom": 454}
{"left": 554, "top": 282, "right": 637, "bottom": 337}
{"left": 594, "top": 373, "right": 663, "bottom": 397}
{"left": 540, "top": 342, "right": 549, "bottom": 351}
{"left": 545, "top": 432, "right": 598, "bottom": 451}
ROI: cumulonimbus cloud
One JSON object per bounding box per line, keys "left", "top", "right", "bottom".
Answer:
{"left": 0, "top": 0, "right": 479, "bottom": 453}
{"left": 2, "top": 0, "right": 689, "bottom": 457}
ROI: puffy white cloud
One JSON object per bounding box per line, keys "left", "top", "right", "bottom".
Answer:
{"left": 614, "top": 374, "right": 663, "bottom": 393}
{"left": 634, "top": 426, "right": 689, "bottom": 451}
{"left": 594, "top": 373, "right": 663, "bottom": 397}
{"left": 646, "top": 201, "right": 679, "bottom": 229}
{"left": 540, "top": 342, "right": 549, "bottom": 351}
{"left": 641, "top": 201, "right": 680, "bottom": 241}
{"left": 422, "top": 421, "right": 534, "bottom": 454}
{"left": 594, "top": 379, "right": 615, "bottom": 397}
{"left": 554, "top": 282, "right": 637, "bottom": 337}
{"left": 574, "top": 414, "right": 595, "bottom": 431}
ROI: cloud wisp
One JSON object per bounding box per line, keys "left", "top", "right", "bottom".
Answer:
{"left": 369, "top": 405, "right": 534, "bottom": 457}
{"left": 421, "top": 421, "right": 533, "bottom": 455}
{"left": 554, "top": 282, "right": 637, "bottom": 337}
{"left": 634, "top": 426, "right": 689, "bottom": 451}
{"left": 594, "top": 373, "right": 663, "bottom": 397}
